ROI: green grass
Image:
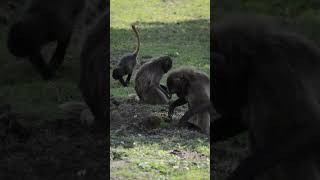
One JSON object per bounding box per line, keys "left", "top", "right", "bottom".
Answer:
{"left": 0, "top": 26, "right": 82, "bottom": 125}
{"left": 111, "top": 0, "right": 210, "bottom": 179}
{"left": 111, "top": 0, "right": 210, "bottom": 99}
{"left": 111, "top": 129, "right": 210, "bottom": 179}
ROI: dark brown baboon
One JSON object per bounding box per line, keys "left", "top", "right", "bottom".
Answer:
{"left": 134, "top": 56, "right": 172, "bottom": 104}
{"left": 112, "top": 25, "right": 140, "bottom": 87}
{"left": 7, "top": 0, "right": 85, "bottom": 80}
{"left": 167, "top": 68, "right": 210, "bottom": 135}
{"left": 79, "top": 12, "right": 108, "bottom": 130}
{"left": 212, "top": 15, "right": 320, "bottom": 180}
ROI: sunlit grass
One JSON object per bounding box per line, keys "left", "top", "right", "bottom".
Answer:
{"left": 110, "top": 0, "right": 210, "bottom": 179}
{"left": 111, "top": 0, "right": 210, "bottom": 29}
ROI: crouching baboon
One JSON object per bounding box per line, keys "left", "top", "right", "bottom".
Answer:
{"left": 79, "top": 12, "right": 108, "bottom": 130}
{"left": 213, "top": 15, "right": 320, "bottom": 180}
{"left": 112, "top": 25, "right": 140, "bottom": 87}
{"left": 134, "top": 56, "right": 172, "bottom": 104}
{"left": 167, "top": 68, "right": 210, "bottom": 135}
{"left": 7, "top": 0, "right": 85, "bottom": 80}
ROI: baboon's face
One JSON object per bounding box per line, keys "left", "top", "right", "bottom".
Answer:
{"left": 167, "top": 77, "right": 177, "bottom": 95}
{"left": 167, "top": 76, "right": 188, "bottom": 98}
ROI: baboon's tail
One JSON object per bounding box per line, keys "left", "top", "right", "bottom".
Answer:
{"left": 132, "top": 25, "right": 140, "bottom": 56}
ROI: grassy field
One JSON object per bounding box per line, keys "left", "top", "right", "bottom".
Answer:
{"left": 110, "top": 0, "right": 210, "bottom": 179}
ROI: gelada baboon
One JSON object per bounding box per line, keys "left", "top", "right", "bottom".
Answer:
{"left": 134, "top": 56, "right": 172, "bottom": 104}
{"left": 212, "top": 15, "right": 320, "bottom": 180}
{"left": 112, "top": 24, "right": 140, "bottom": 87}
{"left": 167, "top": 68, "right": 210, "bottom": 135}
{"left": 7, "top": 0, "right": 85, "bottom": 80}
{"left": 79, "top": 12, "right": 108, "bottom": 130}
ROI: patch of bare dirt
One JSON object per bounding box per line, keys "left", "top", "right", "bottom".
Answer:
{"left": 0, "top": 106, "right": 107, "bottom": 180}
{"left": 110, "top": 96, "right": 191, "bottom": 134}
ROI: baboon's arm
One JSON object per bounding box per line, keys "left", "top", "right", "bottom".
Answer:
{"left": 29, "top": 51, "right": 54, "bottom": 80}
{"left": 168, "top": 98, "right": 188, "bottom": 118}
{"left": 119, "top": 77, "right": 127, "bottom": 87}
{"left": 125, "top": 73, "right": 132, "bottom": 85}
{"left": 49, "top": 31, "right": 72, "bottom": 70}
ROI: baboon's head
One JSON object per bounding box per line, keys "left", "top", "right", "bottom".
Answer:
{"left": 112, "top": 68, "right": 123, "bottom": 80}
{"left": 167, "top": 71, "right": 189, "bottom": 98}
{"left": 158, "top": 56, "right": 172, "bottom": 73}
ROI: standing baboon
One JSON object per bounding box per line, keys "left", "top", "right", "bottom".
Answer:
{"left": 79, "top": 12, "right": 108, "bottom": 130}
{"left": 213, "top": 15, "right": 320, "bottom": 180}
{"left": 112, "top": 25, "right": 140, "bottom": 87}
{"left": 167, "top": 68, "right": 210, "bottom": 135}
{"left": 7, "top": 0, "right": 85, "bottom": 80}
{"left": 134, "top": 56, "right": 172, "bottom": 104}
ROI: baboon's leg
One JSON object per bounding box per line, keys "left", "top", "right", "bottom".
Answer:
{"left": 197, "top": 112, "right": 210, "bottom": 135}
{"left": 179, "top": 102, "right": 215, "bottom": 123}
{"left": 49, "top": 31, "right": 72, "bottom": 70}
{"left": 125, "top": 73, "right": 132, "bottom": 85}
{"left": 144, "top": 87, "right": 169, "bottom": 104}
{"left": 168, "top": 98, "right": 188, "bottom": 118}
{"left": 29, "top": 51, "right": 54, "bottom": 80}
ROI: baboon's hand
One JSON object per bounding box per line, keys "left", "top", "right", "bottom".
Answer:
{"left": 119, "top": 78, "right": 127, "bottom": 87}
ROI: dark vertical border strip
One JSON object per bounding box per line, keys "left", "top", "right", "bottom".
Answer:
{"left": 210, "top": 0, "right": 214, "bottom": 180}
{"left": 106, "top": 0, "right": 111, "bottom": 179}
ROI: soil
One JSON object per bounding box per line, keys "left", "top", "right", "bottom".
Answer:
{"left": 110, "top": 95, "right": 188, "bottom": 132}
{"left": 0, "top": 110, "right": 107, "bottom": 180}
{"left": 110, "top": 92, "right": 249, "bottom": 180}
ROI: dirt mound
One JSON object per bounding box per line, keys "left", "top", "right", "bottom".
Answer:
{"left": 110, "top": 97, "right": 201, "bottom": 135}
